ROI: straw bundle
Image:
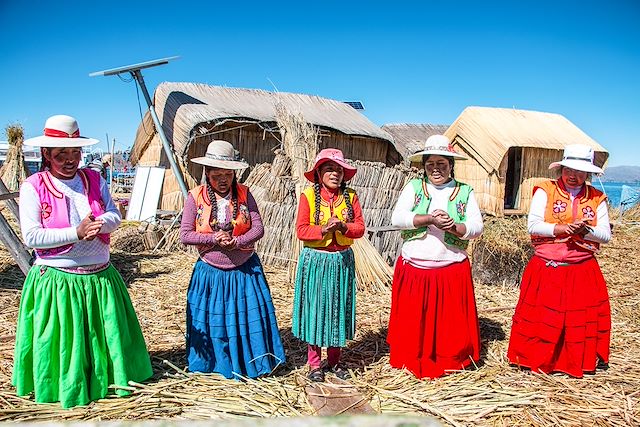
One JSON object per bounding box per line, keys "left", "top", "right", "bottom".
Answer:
{"left": 471, "top": 216, "right": 533, "bottom": 286}
{"left": 275, "top": 102, "right": 319, "bottom": 280}
{"left": 0, "top": 124, "right": 30, "bottom": 191}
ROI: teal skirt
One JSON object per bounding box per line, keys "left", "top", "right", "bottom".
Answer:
{"left": 12, "top": 264, "right": 153, "bottom": 408}
{"left": 292, "top": 247, "right": 356, "bottom": 347}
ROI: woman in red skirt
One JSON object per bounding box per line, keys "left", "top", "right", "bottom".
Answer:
{"left": 388, "top": 135, "right": 484, "bottom": 379}
{"left": 507, "top": 144, "right": 611, "bottom": 377}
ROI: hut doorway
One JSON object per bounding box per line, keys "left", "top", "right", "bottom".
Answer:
{"left": 504, "top": 147, "right": 523, "bottom": 209}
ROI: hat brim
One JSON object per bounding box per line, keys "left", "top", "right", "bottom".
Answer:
{"left": 549, "top": 159, "right": 603, "bottom": 174}
{"left": 303, "top": 158, "right": 357, "bottom": 182}
{"left": 190, "top": 157, "right": 249, "bottom": 170}
{"left": 408, "top": 149, "right": 468, "bottom": 162}
{"left": 24, "top": 135, "right": 99, "bottom": 148}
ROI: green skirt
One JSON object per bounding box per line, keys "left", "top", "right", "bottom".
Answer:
{"left": 12, "top": 264, "right": 153, "bottom": 408}
{"left": 292, "top": 247, "right": 356, "bottom": 347}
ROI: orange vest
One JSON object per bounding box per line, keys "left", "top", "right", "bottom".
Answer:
{"left": 531, "top": 180, "right": 606, "bottom": 253}
{"left": 190, "top": 183, "right": 253, "bottom": 251}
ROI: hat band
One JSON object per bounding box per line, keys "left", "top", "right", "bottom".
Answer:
{"left": 44, "top": 128, "right": 80, "bottom": 138}
{"left": 205, "top": 152, "right": 242, "bottom": 162}
{"left": 422, "top": 145, "right": 456, "bottom": 153}
{"left": 564, "top": 156, "right": 592, "bottom": 162}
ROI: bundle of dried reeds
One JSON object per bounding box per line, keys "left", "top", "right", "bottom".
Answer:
{"left": 352, "top": 237, "right": 393, "bottom": 292}
{"left": 0, "top": 124, "right": 30, "bottom": 191}
{"left": 275, "top": 102, "right": 319, "bottom": 280}
{"left": 471, "top": 216, "right": 533, "bottom": 286}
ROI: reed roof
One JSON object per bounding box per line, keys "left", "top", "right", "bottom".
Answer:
{"left": 445, "top": 106, "right": 609, "bottom": 173}
{"left": 132, "top": 82, "right": 394, "bottom": 161}
{"left": 381, "top": 123, "right": 449, "bottom": 162}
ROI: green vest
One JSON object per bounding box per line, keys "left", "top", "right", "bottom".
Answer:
{"left": 400, "top": 178, "right": 472, "bottom": 250}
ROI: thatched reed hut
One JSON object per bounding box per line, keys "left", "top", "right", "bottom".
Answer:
{"left": 382, "top": 123, "right": 449, "bottom": 165}
{"left": 442, "top": 106, "right": 609, "bottom": 216}
{"left": 130, "top": 82, "right": 401, "bottom": 211}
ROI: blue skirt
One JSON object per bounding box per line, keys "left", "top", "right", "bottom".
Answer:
{"left": 186, "top": 255, "right": 285, "bottom": 378}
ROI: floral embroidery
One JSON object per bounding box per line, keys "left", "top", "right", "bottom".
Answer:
{"left": 582, "top": 206, "right": 595, "bottom": 220}
{"left": 341, "top": 207, "right": 349, "bottom": 219}
{"left": 318, "top": 210, "right": 325, "bottom": 222}
{"left": 553, "top": 200, "right": 567, "bottom": 213}
{"left": 413, "top": 193, "right": 422, "bottom": 210}
{"left": 41, "top": 202, "right": 52, "bottom": 220}
{"left": 456, "top": 200, "right": 466, "bottom": 217}
{"left": 196, "top": 204, "right": 205, "bottom": 227}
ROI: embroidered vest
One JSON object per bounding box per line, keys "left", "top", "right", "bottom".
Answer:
{"left": 26, "top": 169, "right": 109, "bottom": 258}
{"left": 303, "top": 186, "right": 355, "bottom": 248}
{"left": 530, "top": 180, "right": 606, "bottom": 253}
{"left": 190, "top": 183, "right": 253, "bottom": 253}
{"left": 400, "top": 178, "right": 472, "bottom": 250}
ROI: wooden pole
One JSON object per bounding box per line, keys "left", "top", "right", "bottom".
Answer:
{"left": 0, "top": 177, "right": 20, "bottom": 223}
{"left": 0, "top": 212, "right": 31, "bottom": 276}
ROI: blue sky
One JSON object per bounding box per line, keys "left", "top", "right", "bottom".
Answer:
{"left": 1, "top": 1, "right": 639, "bottom": 167}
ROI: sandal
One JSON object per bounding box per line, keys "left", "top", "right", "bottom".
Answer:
{"left": 307, "top": 367, "right": 325, "bottom": 382}
{"left": 329, "top": 363, "right": 351, "bottom": 380}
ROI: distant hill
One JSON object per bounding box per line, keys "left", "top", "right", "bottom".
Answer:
{"left": 602, "top": 165, "right": 640, "bottom": 183}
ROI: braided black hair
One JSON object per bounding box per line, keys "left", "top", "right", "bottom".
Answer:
{"left": 40, "top": 148, "right": 51, "bottom": 171}
{"left": 340, "top": 182, "right": 354, "bottom": 222}
{"left": 313, "top": 176, "right": 322, "bottom": 225}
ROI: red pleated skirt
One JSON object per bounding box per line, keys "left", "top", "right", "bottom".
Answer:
{"left": 507, "top": 255, "right": 610, "bottom": 377}
{"left": 387, "top": 257, "right": 481, "bottom": 379}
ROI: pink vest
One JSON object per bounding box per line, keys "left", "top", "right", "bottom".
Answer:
{"left": 26, "top": 169, "right": 110, "bottom": 258}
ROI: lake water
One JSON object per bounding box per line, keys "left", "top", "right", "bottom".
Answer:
{"left": 596, "top": 181, "right": 637, "bottom": 207}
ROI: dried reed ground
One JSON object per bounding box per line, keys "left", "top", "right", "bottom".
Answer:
{"left": 0, "top": 213, "right": 639, "bottom": 425}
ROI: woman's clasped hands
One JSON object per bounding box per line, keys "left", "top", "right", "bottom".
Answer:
{"left": 215, "top": 230, "right": 237, "bottom": 250}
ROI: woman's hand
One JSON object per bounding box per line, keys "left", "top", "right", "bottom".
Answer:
{"left": 430, "top": 210, "right": 455, "bottom": 230}
{"left": 215, "top": 230, "right": 237, "bottom": 250}
{"left": 76, "top": 213, "right": 104, "bottom": 241}
{"left": 554, "top": 220, "right": 590, "bottom": 237}
{"left": 322, "top": 216, "right": 344, "bottom": 234}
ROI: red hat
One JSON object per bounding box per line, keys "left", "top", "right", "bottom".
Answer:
{"left": 304, "top": 148, "right": 357, "bottom": 182}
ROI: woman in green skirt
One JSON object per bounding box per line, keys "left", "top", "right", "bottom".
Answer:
{"left": 292, "top": 148, "right": 365, "bottom": 382}
{"left": 12, "top": 115, "right": 153, "bottom": 408}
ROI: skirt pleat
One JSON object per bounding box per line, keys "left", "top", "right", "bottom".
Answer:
{"left": 387, "top": 257, "right": 480, "bottom": 379}
{"left": 186, "top": 255, "right": 285, "bottom": 378}
{"left": 507, "top": 255, "right": 610, "bottom": 377}
{"left": 292, "top": 247, "right": 356, "bottom": 348}
{"left": 12, "top": 264, "right": 153, "bottom": 408}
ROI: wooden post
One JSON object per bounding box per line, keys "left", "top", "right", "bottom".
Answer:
{"left": 0, "top": 212, "right": 31, "bottom": 275}
{"left": 0, "top": 178, "right": 20, "bottom": 223}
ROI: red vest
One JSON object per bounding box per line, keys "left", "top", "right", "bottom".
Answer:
{"left": 531, "top": 180, "right": 606, "bottom": 254}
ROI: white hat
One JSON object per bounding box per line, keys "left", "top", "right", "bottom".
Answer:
{"left": 190, "top": 140, "right": 249, "bottom": 170}
{"left": 25, "top": 115, "right": 99, "bottom": 147}
{"left": 408, "top": 135, "right": 468, "bottom": 162}
{"left": 549, "top": 144, "right": 603, "bottom": 174}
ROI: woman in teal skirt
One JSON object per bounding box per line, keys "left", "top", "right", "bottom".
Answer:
{"left": 12, "top": 115, "right": 152, "bottom": 408}
{"left": 292, "top": 148, "right": 365, "bottom": 382}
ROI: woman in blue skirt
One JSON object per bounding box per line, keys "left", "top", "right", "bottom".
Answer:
{"left": 180, "top": 140, "right": 285, "bottom": 378}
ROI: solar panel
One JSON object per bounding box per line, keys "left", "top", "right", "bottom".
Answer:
{"left": 89, "top": 56, "right": 180, "bottom": 77}
{"left": 344, "top": 101, "right": 365, "bottom": 110}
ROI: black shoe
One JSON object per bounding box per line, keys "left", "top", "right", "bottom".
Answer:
{"left": 329, "top": 363, "right": 351, "bottom": 380}
{"left": 308, "top": 368, "right": 325, "bottom": 382}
